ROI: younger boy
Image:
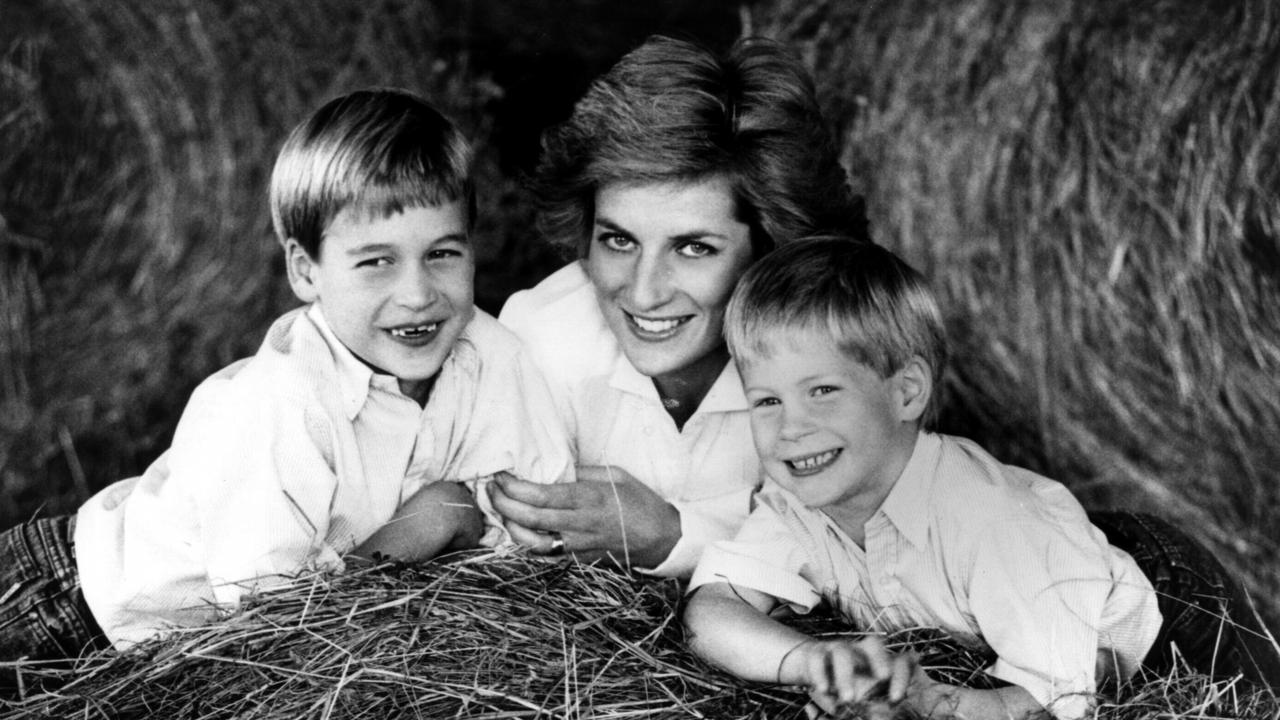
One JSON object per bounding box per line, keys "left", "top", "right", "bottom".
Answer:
{"left": 684, "top": 237, "right": 1275, "bottom": 719}
{"left": 1, "top": 89, "right": 572, "bottom": 663}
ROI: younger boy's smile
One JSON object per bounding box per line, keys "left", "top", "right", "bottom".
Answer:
{"left": 784, "top": 448, "right": 843, "bottom": 476}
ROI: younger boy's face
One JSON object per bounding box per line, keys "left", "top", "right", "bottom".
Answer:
{"left": 287, "top": 201, "right": 475, "bottom": 402}
{"left": 740, "top": 331, "right": 917, "bottom": 516}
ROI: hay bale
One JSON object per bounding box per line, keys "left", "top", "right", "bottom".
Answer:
{"left": 757, "top": 0, "right": 1280, "bottom": 628}
{"left": 3, "top": 554, "right": 1273, "bottom": 719}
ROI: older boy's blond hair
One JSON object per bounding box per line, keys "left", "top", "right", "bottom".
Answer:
{"left": 725, "top": 236, "right": 948, "bottom": 424}
{"left": 269, "top": 88, "right": 474, "bottom": 258}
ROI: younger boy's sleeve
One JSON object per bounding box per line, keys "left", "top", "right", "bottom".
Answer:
{"left": 688, "top": 503, "right": 822, "bottom": 613}
{"left": 964, "top": 517, "right": 1112, "bottom": 720}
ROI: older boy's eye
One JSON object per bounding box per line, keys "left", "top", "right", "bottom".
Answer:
{"left": 355, "top": 257, "right": 392, "bottom": 268}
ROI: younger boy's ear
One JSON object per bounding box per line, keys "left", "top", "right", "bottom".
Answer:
{"left": 893, "top": 355, "right": 933, "bottom": 424}
{"left": 284, "top": 239, "right": 320, "bottom": 304}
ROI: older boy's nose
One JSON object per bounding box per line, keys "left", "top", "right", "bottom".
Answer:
{"left": 395, "top": 265, "right": 437, "bottom": 310}
{"left": 626, "top": 251, "right": 673, "bottom": 309}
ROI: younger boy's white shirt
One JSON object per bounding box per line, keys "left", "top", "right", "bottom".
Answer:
{"left": 499, "top": 261, "right": 760, "bottom": 577}
{"left": 689, "top": 432, "right": 1160, "bottom": 720}
{"left": 77, "top": 304, "right": 572, "bottom": 648}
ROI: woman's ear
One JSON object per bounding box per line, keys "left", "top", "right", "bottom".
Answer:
{"left": 285, "top": 239, "right": 320, "bottom": 304}
{"left": 893, "top": 355, "right": 933, "bottom": 424}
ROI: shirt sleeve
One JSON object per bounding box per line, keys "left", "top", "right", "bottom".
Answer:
{"left": 687, "top": 503, "right": 822, "bottom": 612}
{"left": 965, "top": 517, "right": 1112, "bottom": 720}
{"left": 642, "top": 485, "right": 753, "bottom": 578}
{"left": 177, "top": 378, "right": 345, "bottom": 606}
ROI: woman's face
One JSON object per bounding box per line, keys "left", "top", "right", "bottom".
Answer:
{"left": 585, "top": 175, "right": 755, "bottom": 381}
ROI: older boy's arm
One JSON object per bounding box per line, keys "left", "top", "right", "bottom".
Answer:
{"left": 906, "top": 682, "right": 1049, "bottom": 720}
{"left": 354, "top": 482, "right": 484, "bottom": 561}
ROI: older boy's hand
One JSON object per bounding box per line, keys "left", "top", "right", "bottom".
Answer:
{"left": 488, "top": 467, "right": 680, "bottom": 569}
{"left": 779, "top": 636, "right": 917, "bottom": 719}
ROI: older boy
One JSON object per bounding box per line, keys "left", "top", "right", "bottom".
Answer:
{"left": 684, "top": 237, "right": 1274, "bottom": 720}
{"left": 1, "top": 89, "right": 572, "bottom": 661}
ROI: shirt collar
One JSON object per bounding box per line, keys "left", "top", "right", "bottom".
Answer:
{"left": 877, "top": 431, "right": 941, "bottom": 548}
{"left": 606, "top": 352, "right": 748, "bottom": 415}
{"left": 306, "top": 304, "right": 376, "bottom": 420}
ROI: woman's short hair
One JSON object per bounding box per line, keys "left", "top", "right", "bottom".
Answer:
{"left": 270, "top": 88, "right": 475, "bottom": 258}
{"left": 725, "top": 236, "right": 947, "bottom": 423}
{"left": 534, "top": 35, "right": 868, "bottom": 258}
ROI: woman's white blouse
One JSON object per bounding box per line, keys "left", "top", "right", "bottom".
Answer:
{"left": 499, "top": 261, "right": 762, "bottom": 577}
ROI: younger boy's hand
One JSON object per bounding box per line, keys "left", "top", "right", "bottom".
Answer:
{"left": 779, "top": 635, "right": 917, "bottom": 719}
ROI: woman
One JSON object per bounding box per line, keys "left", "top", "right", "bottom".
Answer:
{"left": 492, "top": 35, "right": 869, "bottom": 576}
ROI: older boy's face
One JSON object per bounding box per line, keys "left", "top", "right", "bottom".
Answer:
{"left": 287, "top": 201, "right": 474, "bottom": 402}
{"left": 740, "top": 332, "right": 917, "bottom": 518}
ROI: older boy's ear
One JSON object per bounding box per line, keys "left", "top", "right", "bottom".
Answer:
{"left": 894, "top": 356, "right": 932, "bottom": 424}
{"left": 284, "top": 239, "right": 320, "bottom": 304}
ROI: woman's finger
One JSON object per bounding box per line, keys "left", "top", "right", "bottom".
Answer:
{"left": 505, "top": 521, "right": 564, "bottom": 554}
{"left": 493, "top": 474, "right": 581, "bottom": 509}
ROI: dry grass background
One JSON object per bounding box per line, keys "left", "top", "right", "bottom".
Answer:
{"left": 2, "top": 0, "right": 1279, "bottom": 715}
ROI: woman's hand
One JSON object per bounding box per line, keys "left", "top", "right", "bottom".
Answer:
{"left": 487, "top": 465, "right": 681, "bottom": 569}
{"left": 778, "top": 636, "right": 919, "bottom": 720}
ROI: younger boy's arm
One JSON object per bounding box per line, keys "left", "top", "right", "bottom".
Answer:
{"left": 686, "top": 583, "right": 1048, "bottom": 719}
{"left": 686, "top": 583, "right": 914, "bottom": 715}
{"left": 354, "top": 481, "right": 484, "bottom": 561}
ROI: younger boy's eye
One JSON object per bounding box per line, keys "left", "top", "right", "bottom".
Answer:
{"left": 811, "top": 385, "right": 839, "bottom": 397}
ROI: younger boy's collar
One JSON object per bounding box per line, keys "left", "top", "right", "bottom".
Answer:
{"left": 306, "top": 304, "right": 375, "bottom": 420}
{"left": 877, "top": 431, "right": 942, "bottom": 549}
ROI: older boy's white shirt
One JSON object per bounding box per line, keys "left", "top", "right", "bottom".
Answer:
{"left": 76, "top": 304, "right": 572, "bottom": 648}
{"left": 689, "top": 432, "right": 1160, "bottom": 720}
{"left": 499, "top": 261, "right": 760, "bottom": 578}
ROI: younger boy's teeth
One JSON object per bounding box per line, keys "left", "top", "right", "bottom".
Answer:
{"left": 790, "top": 449, "right": 841, "bottom": 470}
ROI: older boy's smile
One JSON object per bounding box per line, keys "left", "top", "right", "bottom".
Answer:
{"left": 387, "top": 320, "right": 441, "bottom": 342}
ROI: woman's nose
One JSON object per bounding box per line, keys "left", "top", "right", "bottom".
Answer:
{"left": 625, "top": 251, "right": 673, "bottom": 310}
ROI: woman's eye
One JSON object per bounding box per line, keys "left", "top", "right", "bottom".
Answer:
{"left": 676, "top": 241, "right": 715, "bottom": 258}
{"left": 596, "top": 233, "right": 635, "bottom": 252}
{"left": 428, "top": 248, "right": 463, "bottom": 260}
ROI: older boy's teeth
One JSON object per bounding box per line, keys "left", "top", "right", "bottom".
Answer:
{"left": 390, "top": 322, "right": 438, "bottom": 338}
{"left": 632, "top": 316, "right": 681, "bottom": 333}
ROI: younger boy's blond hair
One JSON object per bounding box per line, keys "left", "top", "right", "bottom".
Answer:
{"left": 269, "top": 87, "right": 475, "bottom": 259}
{"left": 725, "top": 236, "right": 948, "bottom": 425}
